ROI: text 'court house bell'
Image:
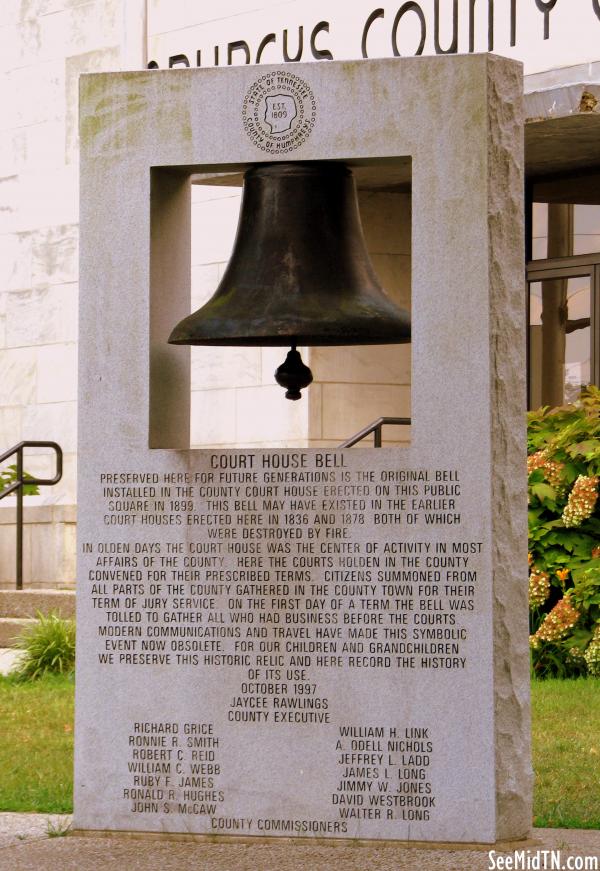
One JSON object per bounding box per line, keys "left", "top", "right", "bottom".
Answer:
{"left": 169, "top": 161, "right": 411, "bottom": 399}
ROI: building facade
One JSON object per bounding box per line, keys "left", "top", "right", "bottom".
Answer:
{"left": 1, "top": 0, "right": 600, "bottom": 586}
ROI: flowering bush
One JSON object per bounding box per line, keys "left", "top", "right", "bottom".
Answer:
{"left": 528, "top": 386, "right": 600, "bottom": 678}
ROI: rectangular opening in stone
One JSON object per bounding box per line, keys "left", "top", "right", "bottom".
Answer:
{"left": 185, "top": 164, "right": 412, "bottom": 450}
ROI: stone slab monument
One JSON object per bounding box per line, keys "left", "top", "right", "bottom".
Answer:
{"left": 75, "top": 55, "right": 531, "bottom": 845}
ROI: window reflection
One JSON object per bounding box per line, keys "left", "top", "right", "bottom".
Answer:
{"left": 528, "top": 182, "right": 599, "bottom": 409}
{"left": 532, "top": 202, "right": 600, "bottom": 260}
{"left": 529, "top": 277, "right": 591, "bottom": 407}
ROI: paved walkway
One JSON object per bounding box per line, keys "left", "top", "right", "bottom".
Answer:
{"left": 0, "top": 815, "right": 598, "bottom": 871}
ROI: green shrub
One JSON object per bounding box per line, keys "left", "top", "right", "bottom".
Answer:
{"left": 527, "top": 386, "right": 600, "bottom": 678}
{"left": 11, "top": 612, "right": 76, "bottom": 681}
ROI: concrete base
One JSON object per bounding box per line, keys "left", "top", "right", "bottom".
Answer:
{"left": 72, "top": 828, "right": 542, "bottom": 851}
{"left": 1, "top": 826, "right": 599, "bottom": 871}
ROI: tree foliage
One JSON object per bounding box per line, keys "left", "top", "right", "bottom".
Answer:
{"left": 0, "top": 464, "right": 40, "bottom": 497}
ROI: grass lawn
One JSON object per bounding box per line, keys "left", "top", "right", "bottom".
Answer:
{"left": 531, "top": 677, "right": 600, "bottom": 829}
{"left": 0, "top": 673, "right": 74, "bottom": 813}
{"left": 0, "top": 673, "right": 598, "bottom": 827}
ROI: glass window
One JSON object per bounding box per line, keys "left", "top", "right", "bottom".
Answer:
{"left": 531, "top": 202, "right": 600, "bottom": 260}
{"left": 531, "top": 202, "right": 548, "bottom": 260}
{"left": 574, "top": 205, "right": 600, "bottom": 255}
{"left": 528, "top": 178, "right": 600, "bottom": 408}
{"left": 529, "top": 274, "right": 592, "bottom": 408}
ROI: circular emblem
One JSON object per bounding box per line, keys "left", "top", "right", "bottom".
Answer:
{"left": 242, "top": 71, "right": 317, "bottom": 155}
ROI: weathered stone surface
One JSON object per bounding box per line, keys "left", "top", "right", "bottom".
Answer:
{"left": 6, "top": 285, "right": 77, "bottom": 347}
{"left": 311, "top": 345, "right": 411, "bottom": 387}
{"left": 486, "top": 56, "right": 532, "bottom": 841}
{"left": 0, "top": 503, "right": 77, "bottom": 589}
{"left": 76, "top": 56, "right": 529, "bottom": 845}
{"left": 0, "top": 406, "right": 22, "bottom": 448}
{"left": 15, "top": 166, "right": 78, "bottom": 232}
{"left": 190, "top": 346, "right": 261, "bottom": 392}
{"left": 65, "top": 47, "right": 121, "bottom": 164}
{"left": 0, "top": 348, "right": 36, "bottom": 405}
{"left": 190, "top": 195, "right": 239, "bottom": 265}
{"left": 0, "top": 588, "right": 75, "bottom": 619}
{"left": 0, "top": 177, "right": 19, "bottom": 236}
{"left": 22, "top": 400, "right": 77, "bottom": 452}
{"left": 31, "top": 224, "right": 79, "bottom": 287}
{"left": 0, "top": 232, "right": 31, "bottom": 291}
{"left": 189, "top": 387, "right": 236, "bottom": 446}
{"left": 3, "top": 60, "right": 64, "bottom": 129}
{"left": 36, "top": 344, "right": 78, "bottom": 403}
{"left": 190, "top": 263, "right": 220, "bottom": 309}
{"left": 0, "top": 618, "right": 33, "bottom": 647}
{"left": 321, "top": 382, "right": 411, "bottom": 442}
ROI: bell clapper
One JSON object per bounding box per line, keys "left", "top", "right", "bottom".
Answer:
{"left": 274, "top": 344, "right": 313, "bottom": 401}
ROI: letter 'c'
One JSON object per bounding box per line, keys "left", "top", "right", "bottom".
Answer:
{"left": 362, "top": 8, "right": 384, "bottom": 58}
{"left": 310, "top": 21, "right": 333, "bottom": 60}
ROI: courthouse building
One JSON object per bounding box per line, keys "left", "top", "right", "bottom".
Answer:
{"left": 1, "top": 0, "right": 600, "bottom": 587}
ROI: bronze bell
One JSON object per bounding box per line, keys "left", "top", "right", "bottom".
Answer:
{"left": 169, "top": 161, "right": 411, "bottom": 399}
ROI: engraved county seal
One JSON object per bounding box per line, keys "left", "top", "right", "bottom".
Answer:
{"left": 242, "top": 71, "right": 317, "bottom": 154}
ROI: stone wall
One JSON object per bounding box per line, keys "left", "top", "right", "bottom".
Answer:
{"left": 0, "top": 0, "right": 143, "bottom": 586}
{"left": 0, "top": 502, "right": 76, "bottom": 590}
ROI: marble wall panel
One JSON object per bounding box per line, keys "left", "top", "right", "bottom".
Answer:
{"left": 6, "top": 284, "right": 77, "bottom": 347}
{"left": 36, "top": 343, "right": 77, "bottom": 403}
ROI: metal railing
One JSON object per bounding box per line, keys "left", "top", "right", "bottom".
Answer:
{"left": 339, "top": 417, "right": 411, "bottom": 448}
{"left": 0, "top": 441, "right": 63, "bottom": 590}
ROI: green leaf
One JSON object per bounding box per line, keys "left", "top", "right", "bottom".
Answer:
{"left": 531, "top": 482, "right": 557, "bottom": 504}
{"left": 0, "top": 465, "right": 39, "bottom": 497}
{"left": 573, "top": 439, "right": 600, "bottom": 456}
{"left": 528, "top": 469, "right": 546, "bottom": 483}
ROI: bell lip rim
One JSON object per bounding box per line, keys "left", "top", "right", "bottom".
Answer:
{"left": 168, "top": 335, "right": 411, "bottom": 347}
